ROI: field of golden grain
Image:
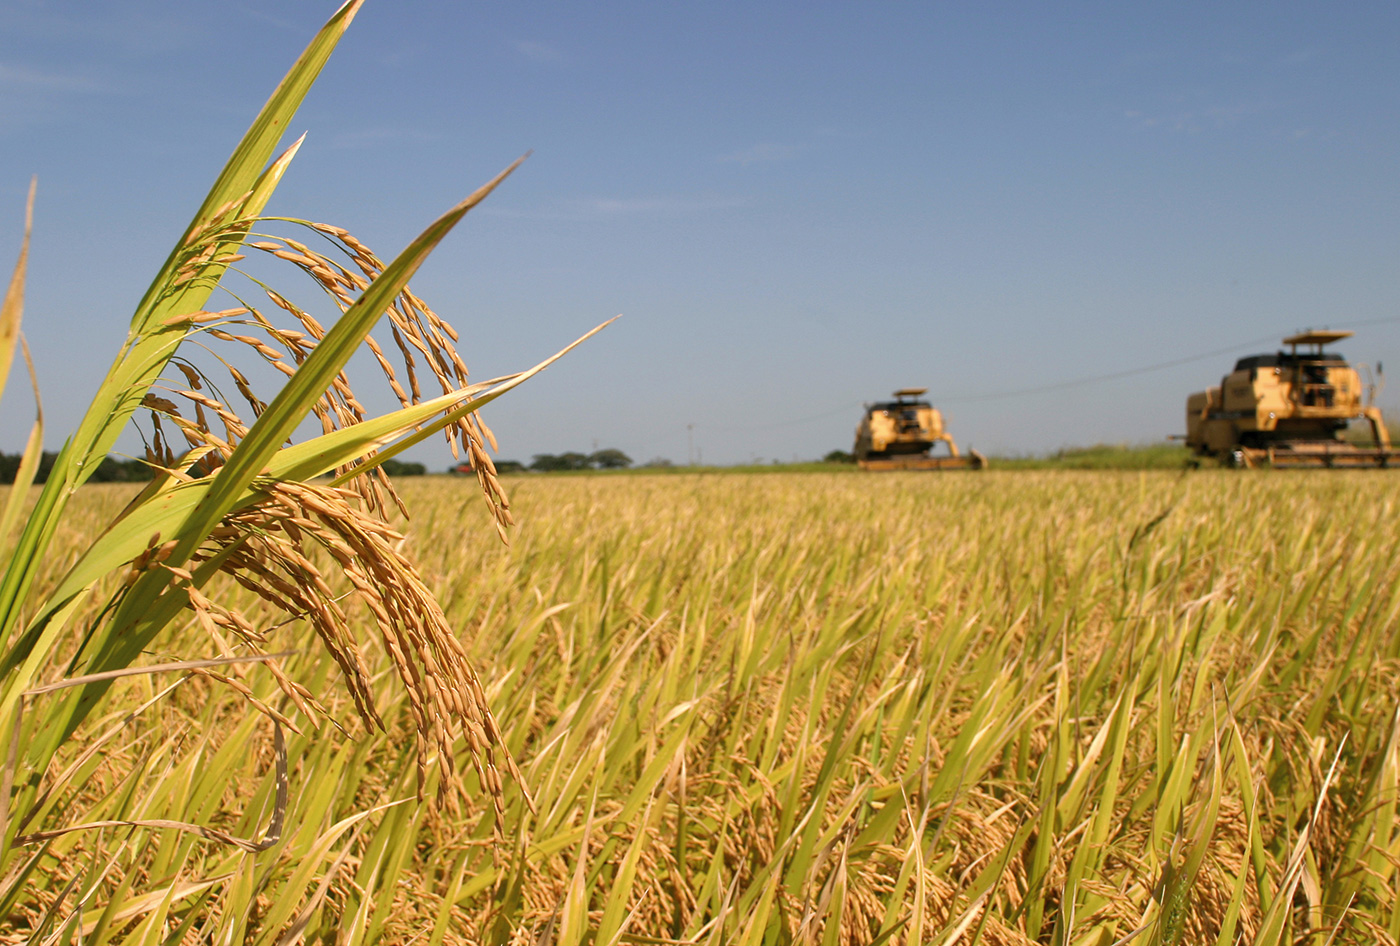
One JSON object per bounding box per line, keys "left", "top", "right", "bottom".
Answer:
{"left": 6, "top": 468, "right": 1400, "bottom": 945}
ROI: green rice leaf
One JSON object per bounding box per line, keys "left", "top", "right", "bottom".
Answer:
{"left": 0, "top": 0, "right": 361, "bottom": 687}
{"left": 172, "top": 155, "right": 524, "bottom": 563}
{"left": 0, "top": 338, "right": 42, "bottom": 553}
{"left": 0, "top": 178, "right": 34, "bottom": 408}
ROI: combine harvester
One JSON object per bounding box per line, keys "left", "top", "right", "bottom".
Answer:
{"left": 854, "top": 388, "right": 986, "bottom": 471}
{"left": 1184, "top": 330, "right": 1396, "bottom": 468}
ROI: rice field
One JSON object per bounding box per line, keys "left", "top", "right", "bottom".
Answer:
{"left": 7, "top": 468, "right": 1400, "bottom": 944}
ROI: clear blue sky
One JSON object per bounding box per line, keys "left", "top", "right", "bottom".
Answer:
{"left": 2, "top": 1, "right": 1398, "bottom": 466}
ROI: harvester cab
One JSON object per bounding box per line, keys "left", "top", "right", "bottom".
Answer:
{"left": 854, "top": 388, "right": 986, "bottom": 471}
{"left": 1184, "top": 330, "right": 1394, "bottom": 468}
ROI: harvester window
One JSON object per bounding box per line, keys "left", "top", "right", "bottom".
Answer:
{"left": 1299, "top": 364, "right": 1334, "bottom": 407}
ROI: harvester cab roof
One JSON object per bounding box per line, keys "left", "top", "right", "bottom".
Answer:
{"left": 1282, "top": 329, "right": 1353, "bottom": 351}
{"left": 867, "top": 388, "right": 931, "bottom": 412}
{"left": 1229, "top": 329, "right": 1353, "bottom": 375}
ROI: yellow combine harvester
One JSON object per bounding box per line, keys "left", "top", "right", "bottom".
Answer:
{"left": 1185, "top": 330, "right": 1395, "bottom": 468}
{"left": 854, "top": 388, "right": 986, "bottom": 471}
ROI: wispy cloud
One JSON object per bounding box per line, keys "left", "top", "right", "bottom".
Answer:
{"left": 517, "top": 40, "right": 566, "bottom": 64}
{"left": 718, "top": 143, "right": 799, "bottom": 165}
{"left": 1122, "top": 100, "right": 1261, "bottom": 134}
{"left": 575, "top": 196, "right": 746, "bottom": 215}
{"left": 1122, "top": 97, "right": 1335, "bottom": 142}
{"left": 0, "top": 3, "right": 203, "bottom": 56}
{"left": 331, "top": 126, "right": 440, "bottom": 150}
{"left": 232, "top": 4, "right": 303, "bottom": 34}
{"left": 481, "top": 195, "right": 746, "bottom": 220}
{"left": 0, "top": 62, "right": 104, "bottom": 93}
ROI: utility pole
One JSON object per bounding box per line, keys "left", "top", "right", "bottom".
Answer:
{"left": 687, "top": 424, "right": 695, "bottom": 466}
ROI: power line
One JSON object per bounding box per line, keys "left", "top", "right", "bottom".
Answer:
{"left": 941, "top": 334, "right": 1282, "bottom": 404}
{"left": 660, "top": 317, "right": 1400, "bottom": 437}
{"left": 702, "top": 400, "right": 866, "bottom": 433}
{"left": 941, "top": 315, "right": 1400, "bottom": 404}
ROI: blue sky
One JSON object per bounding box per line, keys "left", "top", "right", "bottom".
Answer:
{"left": 1, "top": 1, "right": 1397, "bottom": 466}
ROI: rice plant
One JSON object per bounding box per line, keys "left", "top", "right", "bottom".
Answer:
{"left": 0, "top": 2, "right": 604, "bottom": 939}
{"left": 421, "top": 470, "right": 1400, "bottom": 945}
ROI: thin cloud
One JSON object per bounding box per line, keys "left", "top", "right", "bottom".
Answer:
{"left": 0, "top": 63, "right": 104, "bottom": 93}
{"left": 1122, "top": 99, "right": 1261, "bottom": 134}
{"left": 331, "top": 126, "right": 440, "bottom": 149}
{"left": 719, "top": 143, "right": 799, "bottom": 165}
{"left": 232, "top": 5, "right": 303, "bottom": 33}
{"left": 1123, "top": 97, "right": 1334, "bottom": 142}
{"left": 480, "top": 195, "right": 746, "bottom": 221}
{"left": 517, "top": 40, "right": 566, "bottom": 64}
{"left": 576, "top": 196, "right": 746, "bottom": 215}
{"left": 2, "top": 8, "right": 203, "bottom": 56}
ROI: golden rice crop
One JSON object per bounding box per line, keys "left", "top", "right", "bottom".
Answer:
{"left": 4, "top": 4, "right": 1398, "bottom": 942}
{"left": 8, "top": 468, "right": 1399, "bottom": 944}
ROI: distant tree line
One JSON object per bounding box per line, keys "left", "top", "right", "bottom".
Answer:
{"left": 445, "top": 450, "right": 631, "bottom": 475}
{"left": 0, "top": 452, "right": 438, "bottom": 485}
{"left": 0, "top": 451, "right": 155, "bottom": 485}
{"left": 379, "top": 458, "right": 426, "bottom": 477}
{"left": 529, "top": 449, "right": 633, "bottom": 472}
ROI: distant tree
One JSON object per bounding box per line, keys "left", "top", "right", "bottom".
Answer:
{"left": 531, "top": 452, "right": 590, "bottom": 472}
{"left": 823, "top": 449, "right": 856, "bottom": 464}
{"left": 640, "top": 457, "right": 674, "bottom": 469}
{"left": 450, "top": 457, "right": 526, "bottom": 475}
{"left": 381, "top": 458, "right": 426, "bottom": 477}
{"left": 528, "top": 450, "right": 630, "bottom": 471}
{"left": 589, "top": 448, "right": 632, "bottom": 469}
{"left": 0, "top": 451, "right": 47, "bottom": 484}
